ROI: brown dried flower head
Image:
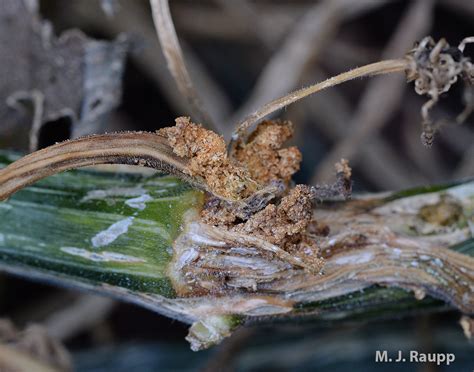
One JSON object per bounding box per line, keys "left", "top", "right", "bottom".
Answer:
{"left": 406, "top": 36, "right": 474, "bottom": 146}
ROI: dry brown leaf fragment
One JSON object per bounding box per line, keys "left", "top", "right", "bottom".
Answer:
{"left": 405, "top": 36, "right": 474, "bottom": 146}
{"left": 0, "top": 0, "right": 128, "bottom": 150}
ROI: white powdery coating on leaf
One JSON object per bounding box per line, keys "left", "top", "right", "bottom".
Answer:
{"left": 61, "top": 247, "right": 145, "bottom": 263}
{"left": 332, "top": 251, "right": 374, "bottom": 265}
{"left": 91, "top": 217, "right": 134, "bottom": 248}
{"left": 81, "top": 187, "right": 147, "bottom": 202}
{"left": 125, "top": 194, "right": 153, "bottom": 210}
{"left": 0, "top": 233, "right": 4, "bottom": 245}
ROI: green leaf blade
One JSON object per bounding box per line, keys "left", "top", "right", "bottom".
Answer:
{"left": 0, "top": 153, "right": 204, "bottom": 298}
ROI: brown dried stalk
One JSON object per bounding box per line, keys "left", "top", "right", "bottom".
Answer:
{"left": 0, "top": 132, "right": 204, "bottom": 201}
{"left": 230, "top": 59, "right": 409, "bottom": 147}
{"left": 166, "top": 181, "right": 474, "bottom": 349}
{"left": 150, "top": 0, "right": 218, "bottom": 131}
{"left": 310, "top": 0, "right": 433, "bottom": 183}
{"left": 0, "top": 125, "right": 285, "bottom": 213}
{"left": 0, "top": 122, "right": 472, "bottom": 351}
{"left": 231, "top": 35, "right": 474, "bottom": 149}
{"left": 171, "top": 194, "right": 474, "bottom": 312}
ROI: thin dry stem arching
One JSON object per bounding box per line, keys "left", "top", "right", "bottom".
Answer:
{"left": 0, "top": 120, "right": 294, "bottom": 208}
{"left": 0, "top": 131, "right": 207, "bottom": 201}
{"left": 231, "top": 34, "right": 474, "bottom": 151}
{"left": 149, "top": 0, "right": 217, "bottom": 131}
{"left": 225, "top": 0, "right": 390, "bottom": 133}
{"left": 230, "top": 59, "right": 409, "bottom": 147}
{"left": 310, "top": 0, "right": 434, "bottom": 184}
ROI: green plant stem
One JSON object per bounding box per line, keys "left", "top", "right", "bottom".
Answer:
{"left": 0, "top": 151, "right": 472, "bottom": 350}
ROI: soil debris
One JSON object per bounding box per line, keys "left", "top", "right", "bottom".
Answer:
{"left": 157, "top": 117, "right": 258, "bottom": 200}
{"left": 232, "top": 185, "right": 323, "bottom": 270}
{"left": 232, "top": 120, "right": 302, "bottom": 185}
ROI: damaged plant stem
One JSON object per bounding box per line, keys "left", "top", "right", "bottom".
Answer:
{"left": 0, "top": 35, "right": 473, "bottom": 351}
{"left": 0, "top": 119, "right": 473, "bottom": 351}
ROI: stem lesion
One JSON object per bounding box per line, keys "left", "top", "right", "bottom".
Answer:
{"left": 0, "top": 35, "right": 473, "bottom": 322}
{"left": 170, "top": 181, "right": 474, "bottom": 315}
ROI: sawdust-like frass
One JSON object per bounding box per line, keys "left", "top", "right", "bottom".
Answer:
{"left": 159, "top": 118, "right": 351, "bottom": 292}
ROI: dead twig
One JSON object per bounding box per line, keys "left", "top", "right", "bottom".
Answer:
{"left": 0, "top": 131, "right": 200, "bottom": 201}
{"left": 231, "top": 58, "right": 408, "bottom": 148}
{"left": 227, "top": 0, "right": 390, "bottom": 140}
{"left": 311, "top": 0, "right": 434, "bottom": 183}
{"left": 150, "top": 0, "right": 222, "bottom": 131}
{"left": 303, "top": 68, "right": 426, "bottom": 189}
{"left": 44, "top": 295, "right": 116, "bottom": 341}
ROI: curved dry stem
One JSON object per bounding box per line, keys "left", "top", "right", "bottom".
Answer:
{"left": 231, "top": 58, "right": 409, "bottom": 146}
{"left": 0, "top": 132, "right": 208, "bottom": 201}
{"left": 150, "top": 0, "right": 216, "bottom": 130}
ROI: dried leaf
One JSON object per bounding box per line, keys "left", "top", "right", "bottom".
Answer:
{"left": 0, "top": 0, "right": 128, "bottom": 150}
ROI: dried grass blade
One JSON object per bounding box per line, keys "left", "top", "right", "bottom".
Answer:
{"left": 231, "top": 59, "right": 408, "bottom": 145}
{"left": 0, "top": 132, "right": 207, "bottom": 201}
{"left": 150, "top": 0, "right": 216, "bottom": 130}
